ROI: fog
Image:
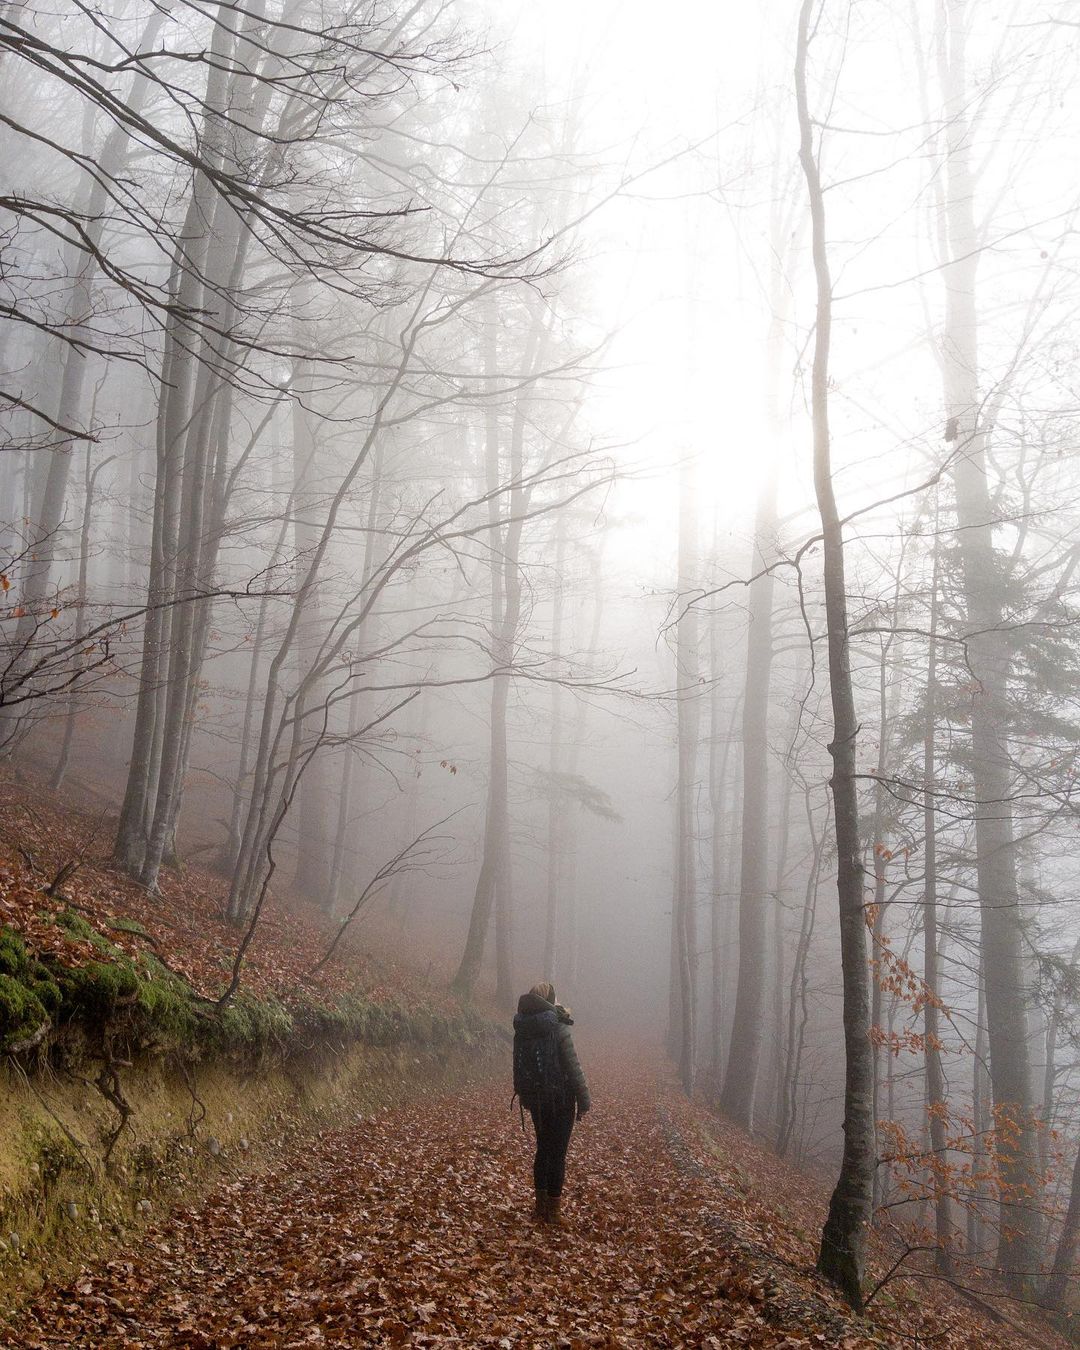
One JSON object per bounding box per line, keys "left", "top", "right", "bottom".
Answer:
{"left": 4, "top": 0, "right": 1080, "bottom": 1302}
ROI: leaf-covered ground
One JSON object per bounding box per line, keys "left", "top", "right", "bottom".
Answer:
{"left": 5, "top": 1062, "right": 1063, "bottom": 1349}
{"left": 0, "top": 772, "right": 449, "bottom": 1016}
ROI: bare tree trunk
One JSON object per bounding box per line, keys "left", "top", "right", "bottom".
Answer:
{"left": 559, "top": 541, "right": 606, "bottom": 994}
{"left": 777, "top": 790, "right": 826, "bottom": 1159}
{"left": 673, "top": 456, "right": 700, "bottom": 1095}
{"left": 719, "top": 468, "right": 777, "bottom": 1126}
{"left": 453, "top": 300, "right": 545, "bottom": 1002}
{"left": 796, "top": 2, "right": 875, "bottom": 1308}
{"left": 453, "top": 313, "right": 527, "bottom": 1003}
{"left": 326, "top": 442, "right": 389, "bottom": 911}
{"left": 967, "top": 971, "right": 992, "bottom": 1260}
{"left": 1044, "top": 1138, "right": 1080, "bottom": 1310}
{"left": 1040, "top": 938, "right": 1080, "bottom": 1182}
{"left": 290, "top": 357, "right": 332, "bottom": 901}
{"left": 870, "top": 581, "right": 902, "bottom": 1207}
{"left": 227, "top": 312, "right": 418, "bottom": 922}
{"left": 113, "top": 261, "right": 187, "bottom": 869}
{"left": 224, "top": 492, "right": 293, "bottom": 873}
{"left": 938, "top": 0, "right": 1040, "bottom": 1293}
{"left": 708, "top": 674, "right": 741, "bottom": 1090}
{"left": 50, "top": 438, "right": 113, "bottom": 791}
{"left": 768, "top": 751, "right": 794, "bottom": 1135}
{"left": 114, "top": 8, "right": 235, "bottom": 872}
{"left": 542, "top": 517, "right": 568, "bottom": 978}
{"left": 13, "top": 8, "right": 167, "bottom": 644}
{"left": 139, "top": 218, "right": 237, "bottom": 888}
{"left": 922, "top": 532, "right": 953, "bottom": 1274}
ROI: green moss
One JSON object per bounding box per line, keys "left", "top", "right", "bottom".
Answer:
{"left": 0, "top": 930, "right": 59, "bottom": 1049}
{"left": 55, "top": 908, "right": 95, "bottom": 941}
{"left": 57, "top": 957, "right": 139, "bottom": 1021}
{"left": 108, "top": 918, "right": 149, "bottom": 938}
{"left": 0, "top": 973, "right": 49, "bottom": 1049}
{"left": 213, "top": 993, "right": 293, "bottom": 1051}
{"left": 0, "top": 929, "right": 28, "bottom": 977}
{"left": 28, "top": 964, "right": 61, "bottom": 1015}
{"left": 133, "top": 957, "right": 198, "bottom": 1043}
{"left": 0, "top": 918, "right": 496, "bottom": 1066}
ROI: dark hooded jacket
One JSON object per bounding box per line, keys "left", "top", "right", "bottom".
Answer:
{"left": 513, "top": 992, "right": 591, "bottom": 1113}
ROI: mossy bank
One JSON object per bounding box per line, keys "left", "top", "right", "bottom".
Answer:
{"left": 0, "top": 909, "right": 503, "bottom": 1304}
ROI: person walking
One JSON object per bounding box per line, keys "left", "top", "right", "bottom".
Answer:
{"left": 512, "top": 981, "right": 591, "bottom": 1225}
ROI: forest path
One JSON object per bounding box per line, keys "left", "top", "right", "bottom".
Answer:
{"left": 6, "top": 1062, "right": 850, "bottom": 1350}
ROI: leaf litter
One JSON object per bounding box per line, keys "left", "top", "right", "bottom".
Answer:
{"left": 5, "top": 1060, "right": 1065, "bottom": 1349}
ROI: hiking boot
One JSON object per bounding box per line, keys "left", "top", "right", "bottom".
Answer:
{"left": 546, "top": 1194, "right": 566, "bottom": 1227}
{"left": 534, "top": 1187, "right": 548, "bottom": 1221}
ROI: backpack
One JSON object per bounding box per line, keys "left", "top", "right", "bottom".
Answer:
{"left": 512, "top": 1012, "right": 568, "bottom": 1111}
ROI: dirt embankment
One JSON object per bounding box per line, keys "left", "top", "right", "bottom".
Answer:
{"left": 0, "top": 1031, "right": 502, "bottom": 1311}
{"left": 0, "top": 775, "right": 505, "bottom": 1308}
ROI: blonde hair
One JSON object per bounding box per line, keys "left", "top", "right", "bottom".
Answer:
{"left": 529, "top": 981, "right": 556, "bottom": 1003}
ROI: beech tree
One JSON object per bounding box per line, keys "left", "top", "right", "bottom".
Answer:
{"left": 795, "top": 0, "right": 875, "bottom": 1307}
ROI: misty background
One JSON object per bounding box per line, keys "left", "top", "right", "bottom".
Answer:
{"left": 4, "top": 0, "right": 1080, "bottom": 1304}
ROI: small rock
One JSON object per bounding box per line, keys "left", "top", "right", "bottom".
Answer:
{"left": 63, "top": 1201, "right": 78, "bottom": 1220}
{"left": 226, "top": 1111, "right": 234, "bottom": 1124}
{"left": 238, "top": 1138, "right": 249, "bottom": 1151}
{"left": 9, "top": 1232, "right": 21, "bottom": 1250}
{"left": 207, "top": 1136, "right": 221, "bottom": 1157}
{"left": 136, "top": 1199, "right": 151, "bottom": 1214}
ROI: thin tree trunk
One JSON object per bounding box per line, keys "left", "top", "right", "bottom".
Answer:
{"left": 673, "top": 456, "right": 700, "bottom": 1096}
{"left": 224, "top": 495, "right": 293, "bottom": 874}
{"left": 559, "top": 540, "right": 606, "bottom": 993}
{"left": 796, "top": 2, "right": 875, "bottom": 1307}
{"left": 50, "top": 440, "right": 113, "bottom": 791}
{"left": 870, "top": 580, "right": 903, "bottom": 1207}
{"left": 325, "top": 478, "right": 392, "bottom": 912}
{"left": 777, "top": 790, "right": 826, "bottom": 1159}
{"left": 290, "top": 354, "right": 332, "bottom": 901}
{"left": 719, "top": 472, "right": 778, "bottom": 1129}
{"left": 922, "top": 532, "right": 953, "bottom": 1274}
{"left": 708, "top": 678, "right": 741, "bottom": 1090}
{"left": 453, "top": 302, "right": 540, "bottom": 1002}
{"left": 542, "top": 517, "right": 567, "bottom": 978}
{"left": 13, "top": 8, "right": 167, "bottom": 645}
{"left": 968, "top": 970, "right": 992, "bottom": 1260}
{"left": 1044, "top": 1138, "right": 1080, "bottom": 1310}
{"left": 768, "top": 752, "right": 794, "bottom": 1135}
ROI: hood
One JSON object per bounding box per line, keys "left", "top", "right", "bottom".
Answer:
{"left": 516, "top": 992, "right": 574, "bottom": 1024}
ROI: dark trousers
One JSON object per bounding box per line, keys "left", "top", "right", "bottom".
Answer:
{"left": 529, "top": 1102, "right": 576, "bottom": 1197}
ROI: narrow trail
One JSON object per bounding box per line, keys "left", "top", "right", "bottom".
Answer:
{"left": 2, "top": 1065, "right": 1047, "bottom": 1349}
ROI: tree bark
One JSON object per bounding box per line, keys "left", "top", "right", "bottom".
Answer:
{"left": 796, "top": 0, "right": 875, "bottom": 1308}
{"left": 542, "top": 517, "right": 568, "bottom": 979}
{"left": 1044, "top": 1136, "right": 1080, "bottom": 1310}
{"left": 50, "top": 439, "right": 114, "bottom": 791}
{"left": 937, "top": 0, "right": 1040, "bottom": 1293}
{"left": 777, "top": 790, "right": 826, "bottom": 1159}
{"left": 672, "top": 456, "right": 700, "bottom": 1096}
{"left": 719, "top": 471, "right": 778, "bottom": 1127}
{"left": 922, "top": 534, "right": 953, "bottom": 1275}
